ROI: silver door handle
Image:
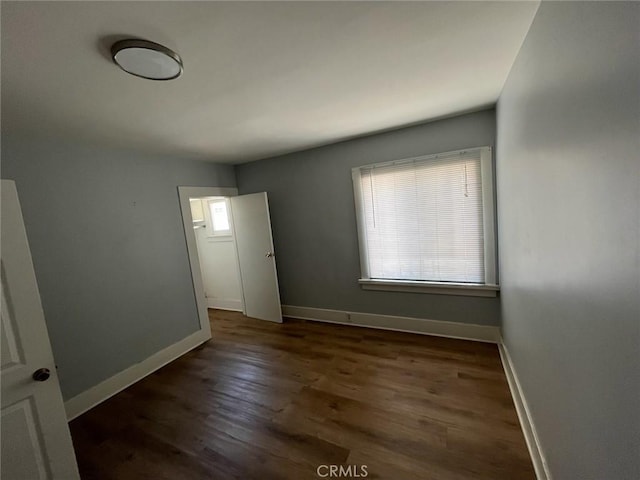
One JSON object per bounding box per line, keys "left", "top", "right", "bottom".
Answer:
{"left": 265, "top": 252, "right": 275, "bottom": 258}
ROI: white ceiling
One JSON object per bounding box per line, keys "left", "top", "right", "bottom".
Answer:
{"left": 2, "top": 1, "right": 539, "bottom": 164}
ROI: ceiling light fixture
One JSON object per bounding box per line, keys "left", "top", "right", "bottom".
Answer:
{"left": 111, "top": 39, "right": 183, "bottom": 81}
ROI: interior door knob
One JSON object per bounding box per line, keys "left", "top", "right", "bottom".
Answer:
{"left": 265, "top": 252, "right": 275, "bottom": 258}
{"left": 32, "top": 368, "right": 50, "bottom": 382}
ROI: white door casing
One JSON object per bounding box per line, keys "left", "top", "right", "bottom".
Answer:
{"left": 1, "top": 180, "right": 80, "bottom": 480}
{"left": 230, "top": 192, "right": 283, "bottom": 323}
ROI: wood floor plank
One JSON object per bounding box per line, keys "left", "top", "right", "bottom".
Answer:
{"left": 70, "top": 310, "right": 535, "bottom": 479}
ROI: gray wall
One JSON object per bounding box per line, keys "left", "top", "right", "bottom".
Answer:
{"left": 496, "top": 3, "right": 639, "bottom": 479}
{"left": 1, "top": 135, "right": 236, "bottom": 400}
{"left": 236, "top": 109, "right": 500, "bottom": 325}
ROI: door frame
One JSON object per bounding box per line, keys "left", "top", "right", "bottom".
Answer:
{"left": 178, "top": 186, "right": 239, "bottom": 335}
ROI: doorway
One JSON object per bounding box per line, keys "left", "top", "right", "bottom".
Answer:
{"left": 191, "top": 195, "right": 243, "bottom": 312}
{"left": 178, "top": 187, "right": 283, "bottom": 330}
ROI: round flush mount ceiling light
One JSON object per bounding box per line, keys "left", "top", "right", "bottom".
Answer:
{"left": 111, "top": 39, "right": 183, "bottom": 81}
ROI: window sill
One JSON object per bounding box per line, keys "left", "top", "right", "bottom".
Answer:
{"left": 358, "top": 279, "right": 500, "bottom": 297}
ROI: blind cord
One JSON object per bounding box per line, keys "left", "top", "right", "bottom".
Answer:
{"left": 370, "top": 169, "right": 376, "bottom": 228}
{"left": 464, "top": 163, "right": 469, "bottom": 198}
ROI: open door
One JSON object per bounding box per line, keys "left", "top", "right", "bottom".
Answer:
{"left": 230, "top": 192, "right": 282, "bottom": 323}
{"left": 1, "top": 180, "right": 80, "bottom": 479}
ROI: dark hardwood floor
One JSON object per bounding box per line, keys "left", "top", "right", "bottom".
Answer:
{"left": 70, "top": 310, "right": 535, "bottom": 480}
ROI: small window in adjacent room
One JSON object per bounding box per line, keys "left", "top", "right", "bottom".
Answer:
{"left": 207, "top": 198, "right": 231, "bottom": 236}
{"left": 352, "top": 146, "right": 499, "bottom": 296}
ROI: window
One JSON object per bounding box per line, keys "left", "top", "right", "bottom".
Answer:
{"left": 352, "top": 147, "right": 498, "bottom": 296}
{"left": 207, "top": 198, "right": 232, "bottom": 236}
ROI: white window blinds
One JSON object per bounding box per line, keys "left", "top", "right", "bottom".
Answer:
{"left": 354, "top": 148, "right": 490, "bottom": 284}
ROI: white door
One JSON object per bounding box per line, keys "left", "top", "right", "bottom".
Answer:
{"left": 230, "top": 192, "right": 282, "bottom": 323}
{"left": 1, "top": 180, "right": 80, "bottom": 480}
{"left": 194, "top": 198, "right": 243, "bottom": 312}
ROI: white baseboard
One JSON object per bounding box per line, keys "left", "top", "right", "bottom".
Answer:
{"left": 64, "top": 329, "right": 211, "bottom": 421}
{"left": 281, "top": 305, "right": 500, "bottom": 343}
{"left": 498, "top": 342, "right": 552, "bottom": 480}
{"left": 206, "top": 297, "right": 242, "bottom": 311}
